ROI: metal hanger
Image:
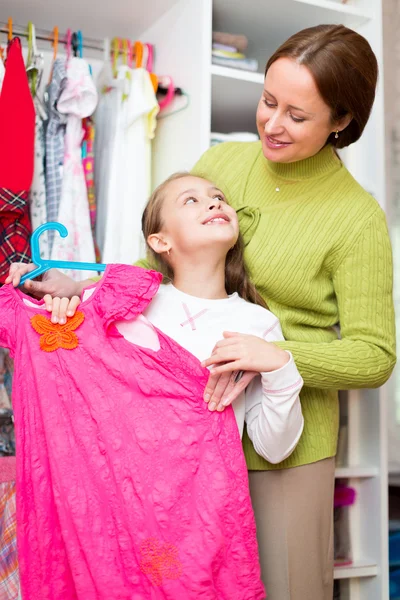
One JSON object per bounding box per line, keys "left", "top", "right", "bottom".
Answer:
{"left": 20, "top": 223, "right": 106, "bottom": 284}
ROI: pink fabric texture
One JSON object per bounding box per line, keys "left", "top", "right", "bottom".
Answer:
{"left": 0, "top": 456, "right": 16, "bottom": 483}
{"left": 0, "top": 265, "right": 265, "bottom": 600}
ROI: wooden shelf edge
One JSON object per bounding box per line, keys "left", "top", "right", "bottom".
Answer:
{"left": 211, "top": 64, "right": 264, "bottom": 85}
{"left": 334, "top": 560, "right": 378, "bottom": 580}
{"left": 292, "top": 0, "right": 373, "bottom": 19}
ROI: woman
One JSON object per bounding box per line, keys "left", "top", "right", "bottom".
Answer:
{"left": 191, "top": 23, "right": 396, "bottom": 600}
{"left": 9, "top": 23, "right": 396, "bottom": 600}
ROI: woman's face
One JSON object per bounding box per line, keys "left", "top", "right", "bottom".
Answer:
{"left": 256, "top": 57, "right": 340, "bottom": 163}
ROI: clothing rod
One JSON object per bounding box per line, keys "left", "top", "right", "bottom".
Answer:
{"left": 0, "top": 23, "right": 104, "bottom": 52}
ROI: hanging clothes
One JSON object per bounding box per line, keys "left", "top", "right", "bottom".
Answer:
{"left": 0, "top": 265, "right": 265, "bottom": 600}
{"left": 29, "top": 99, "right": 49, "bottom": 259}
{"left": 0, "top": 59, "right": 5, "bottom": 93}
{"left": 118, "top": 66, "right": 159, "bottom": 263}
{"left": 0, "top": 466, "right": 19, "bottom": 600}
{"left": 99, "top": 64, "right": 159, "bottom": 264}
{"left": 0, "top": 38, "right": 34, "bottom": 284}
{"left": 50, "top": 57, "right": 98, "bottom": 280}
{"left": 45, "top": 58, "right": 67, "bottom": 250}
{"left": 94, "top": 60, "right": 125, "bottom": 257}
{"left": 82, "top": 117, "right": 101, "bottom": 262}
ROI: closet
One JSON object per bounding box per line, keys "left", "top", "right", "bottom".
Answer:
{"left": 0, "top": 0, "right": 390, "bottom": 599}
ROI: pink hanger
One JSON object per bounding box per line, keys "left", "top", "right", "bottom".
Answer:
{"left": 65, "top": 29, "right": 72, "bottom": 63}
{"left": 146, "top": 43, "right": 154, "bottom": 72}
{"left": 127, "top": 40, "right": 133, "bottom": 69}
{"left": 158, "top": 75, "right": 175, "bottom": 111}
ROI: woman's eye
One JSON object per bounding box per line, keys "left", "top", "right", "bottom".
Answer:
{"left": 185, "top": 197, "right": 197, "bottom": 205}
{"left": 263, "top": 99, "right": 276, "bottom": 108}
{"left": 290, "top": 114, "right": 305, "bottom": 123}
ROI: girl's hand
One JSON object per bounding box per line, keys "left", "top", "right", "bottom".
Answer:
{"left": 6, "top": 263, "right": 84, "bottom": 301}
{"left": 203, "top": 370, "right": 257, "bottom": 412}
{"left": 202, "top": 331, "right": 289, "bottom": 378}
{"left": 43, "top": 294, "right": 81, "bottom": 325}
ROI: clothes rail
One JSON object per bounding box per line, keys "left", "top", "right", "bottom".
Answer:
{"left": 0, "top": 22, "right": 104, "bottom": 52}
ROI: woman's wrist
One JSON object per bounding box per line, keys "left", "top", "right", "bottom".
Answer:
{"left": 76, "top": 279, "right": 92, "bottom": 297}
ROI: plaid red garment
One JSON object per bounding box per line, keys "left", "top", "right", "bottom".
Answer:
{"left": 0, "top": 189, "right": 32, "bottom": 284}
{"left": 0, "top": 481, "right": 19, "bottom": 599}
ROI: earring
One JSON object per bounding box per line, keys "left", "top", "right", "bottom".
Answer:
{"left": 335, "top": 130, "right": 339, "bottom": 139}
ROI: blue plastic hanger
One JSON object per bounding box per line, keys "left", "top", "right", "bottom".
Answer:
{"left": 77, "top": 30, "right": 83, "bottom": 58}
{"left": 20, "top": 222, "right": 106, "bottom": 284}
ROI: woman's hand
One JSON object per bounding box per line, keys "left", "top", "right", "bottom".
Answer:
{"left": 6, "top": 263, "right": 83, "bottom": 324}
{"left": 6, "top": 263, "right": 82, "bottom": 298}
{"left": 203, "top": 370, "right": 257, "bottom": 412}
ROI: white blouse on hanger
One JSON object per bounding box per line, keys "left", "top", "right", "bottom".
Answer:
{"left": 0, "top": 60, "right": 4, "bottom": 93}
{"left": 94, "top": 61, "right": 126, "bottom": 258}
{"left": 99, "top": 64, "right": 159, "bottom": 264}
{"left": 30, "top": 99, "right": 49, "bottom": 259}
{"left": 50, "top": 57, "right": 98, "bottom": 280}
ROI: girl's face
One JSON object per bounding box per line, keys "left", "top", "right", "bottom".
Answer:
{"left": 148, "top": 176, "right": 239, "bottom": 260}
{"left": 256, "top": 57, "right": 347, "bottom": 163}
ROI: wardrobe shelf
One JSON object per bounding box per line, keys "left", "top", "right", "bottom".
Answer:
{"left": 292, "top": 0, "right": 373, "bottom": 19}
{"left": 335, "top": 466, "right": 380, "bottom": 479}
{"left": 334, "top": 560, "right": 378, "bottom": 580}
{"left": 1, "top": 0, "right": 179, "bottom": 40}
{"left": 210, "top": 65, "right": 264, "bottom": 85}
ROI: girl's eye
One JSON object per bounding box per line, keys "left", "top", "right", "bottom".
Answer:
{"left": 213, "top": 195, "right": 226, "bottom": 202}
{"left": 184, "top": 197, "right": 197, "bottom": 205}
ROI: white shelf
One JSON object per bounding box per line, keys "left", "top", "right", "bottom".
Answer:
{"left": 334, "top": 560, "right": 378, "bottom": 580}
{"left": 335, "top": 466, "right": 379, "bottom": 478}
{"left": 292, "top": 0, "right": 373, "bottom": 19}
{"left": 211, "top": 64, "right": 264, "bottom": 84}
{"left": 1, "top": 0, "right": 179, "bottom": 39}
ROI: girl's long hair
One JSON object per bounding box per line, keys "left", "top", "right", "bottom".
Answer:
{"left": 142, "top": 173, "right": 267, "bottom": 309}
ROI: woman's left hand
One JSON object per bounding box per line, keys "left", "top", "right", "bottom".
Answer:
{"left": 202, "top": 331, "right": 289, "bottom": 376}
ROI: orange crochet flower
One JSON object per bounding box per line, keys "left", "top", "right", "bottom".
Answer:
{"left": 30, "top": 312, "right": 85, "bottom": 352}
{"left": 139, "top": 537, "right": 183, "bottom": 586}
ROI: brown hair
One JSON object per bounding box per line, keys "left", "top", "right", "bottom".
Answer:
{"left": 142, "top": 173, "right": 267, "bottom": 308}
{"left": 265, "top": 24, "right": 378, "bottom": 148}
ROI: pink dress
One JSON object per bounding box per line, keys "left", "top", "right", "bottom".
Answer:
{"left": 0, "top": 265, "right": 265, "bottom": 600}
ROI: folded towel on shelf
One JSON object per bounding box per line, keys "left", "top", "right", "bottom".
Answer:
{"left": 212, "top": 43, "right": 238, "bottom": 53}
{"left": 210, "top": 132, "right": 259, "bottom": 146}
{"left": 212, "top": 49, "right": 246, "bottom": 60}
{"left": 213, "top": 31, "right": 248, "bottom": 53}
{"left": 212, "top": 55, "right": 259, "bottom": 72}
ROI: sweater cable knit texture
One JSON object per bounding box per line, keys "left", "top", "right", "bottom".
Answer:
{"left": 188, "top": 142, "right": 396, "bottom": 470}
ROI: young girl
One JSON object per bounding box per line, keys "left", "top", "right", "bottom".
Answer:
{"left": 6, "top": 173, "right": 304, "bottom": 599}
{"left": 9, "top": 173, "right": 304, "bottom": 460}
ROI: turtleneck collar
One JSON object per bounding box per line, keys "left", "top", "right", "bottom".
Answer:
{"left": 264, "top": 144, "right": 342, "bottom": 181}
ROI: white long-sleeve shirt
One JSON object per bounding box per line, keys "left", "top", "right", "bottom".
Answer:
{"left": 113, "top": 284, "right": 304, "bottom": 464}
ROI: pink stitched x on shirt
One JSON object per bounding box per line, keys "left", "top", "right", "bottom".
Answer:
{"left": 180, "top": 303, "right": 208, "bottom": 331}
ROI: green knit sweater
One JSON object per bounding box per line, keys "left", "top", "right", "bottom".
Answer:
{"left": 138, "top": 142, "right": 396, "bottom": 470}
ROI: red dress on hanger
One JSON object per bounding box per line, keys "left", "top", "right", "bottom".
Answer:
{"left": 0, "top": 37, "right": 35, "bottom": 284}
